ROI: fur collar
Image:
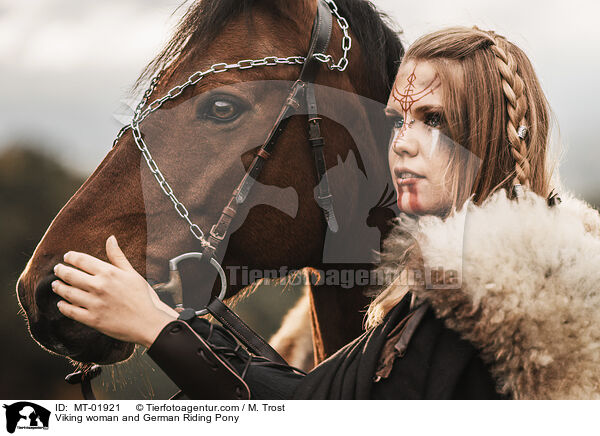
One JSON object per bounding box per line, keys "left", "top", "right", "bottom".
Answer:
{"left": 367, "top": 189, "right": 600, "bottom": 399}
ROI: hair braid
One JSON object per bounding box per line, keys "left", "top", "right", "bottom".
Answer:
{"left": 487, "top": 33, "right": 531, "bottom": 189}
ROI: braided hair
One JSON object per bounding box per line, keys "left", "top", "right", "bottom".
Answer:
{"left": 403, "top": 27, "right": 553, "bottom": 206}
{"left": 487, "top": 31, "right": 531, "bottom": 193}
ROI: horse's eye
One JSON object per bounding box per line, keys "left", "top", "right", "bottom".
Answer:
{"left": 203, "top": 98, "right": 240, "bottom": 123}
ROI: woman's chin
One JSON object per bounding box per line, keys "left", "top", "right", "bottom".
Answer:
{"left": 395, "top": 188, "right": 451, "bottom": 217}
{"left": 397, "top": 196, "right": 425, "bottom": 215}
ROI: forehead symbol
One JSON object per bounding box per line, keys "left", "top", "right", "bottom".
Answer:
{"left": 391, "top": 67, "right": 439, "bottom": 136}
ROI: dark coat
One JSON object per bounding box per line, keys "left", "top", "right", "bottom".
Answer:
{"left": 292, "top": 292, "right": 503, "bottom": 399}
{"left": 161, "top": 190, "right": 600, "bottom": 399}
{"left": 156, "top": 291, "right": 503, "bottom": 400}
{"left": 357, "top": 189, "right": 600, "bottom": 399}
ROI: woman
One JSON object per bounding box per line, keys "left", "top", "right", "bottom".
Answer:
{"left": 50, "top": 27, "right": 600, "bottom": 399}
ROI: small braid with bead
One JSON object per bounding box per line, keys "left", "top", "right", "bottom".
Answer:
{"left": 487, "top": 32, "right": 531, "bottom": 194}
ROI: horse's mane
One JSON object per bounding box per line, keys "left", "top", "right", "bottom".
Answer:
{"left": 134, "top": 0, "right": 404, "bottom": 98}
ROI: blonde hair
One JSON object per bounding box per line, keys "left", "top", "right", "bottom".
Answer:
{"left": 367, "top": 27, "right": 556, "bottom": 328}
{"left": 408, "top": 26, "right": 552, "bottom": 207}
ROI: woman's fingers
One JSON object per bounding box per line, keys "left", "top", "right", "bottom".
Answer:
{"left": 63, "top": 251, "right": 108, "bottom": 275}
{"left": 106, "top": 235, "right": 133, "bottom": 271}
{"left": 56, "top": 300, "right": 93, "bottom": 325}
{"left": 54, "top": 263, "right": 97, "bottom": 291}
{"left": 60, "top": 235, "right": 133, "bottom": 280}
{"left": 52, "top": 280, "right": 94, "bottom": 309}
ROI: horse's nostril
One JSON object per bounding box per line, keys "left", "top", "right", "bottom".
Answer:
{"left": 25, "top": 274, "right": 135, "bottom": 364}
{"left": 35, "top": 274, "right": 63, "bottom": 321}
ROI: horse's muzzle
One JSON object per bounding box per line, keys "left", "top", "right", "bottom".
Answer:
{"left": 18, "top": 274, "right": 135, "bottom": 364}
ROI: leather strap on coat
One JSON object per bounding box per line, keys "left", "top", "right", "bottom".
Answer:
{"left": 206, "top": 298, "right": 287, "bottom": 365}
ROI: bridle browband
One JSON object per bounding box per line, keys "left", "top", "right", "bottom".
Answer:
{"left": 66, "top": 0, "right": 352, "bottom": 399}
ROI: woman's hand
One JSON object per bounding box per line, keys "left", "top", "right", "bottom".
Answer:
{"left": 52, "top": 235, "right": 178, "bottom": 348}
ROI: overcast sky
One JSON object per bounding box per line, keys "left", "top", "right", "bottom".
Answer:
{"left": 1, "top": 0, "right": 599, "bottom": 198}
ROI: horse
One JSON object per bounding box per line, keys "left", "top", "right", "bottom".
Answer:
{"left": 16, "top": 0, "right": 403, "bottom": 370}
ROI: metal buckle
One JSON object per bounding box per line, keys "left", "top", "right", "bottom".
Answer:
{"left": 168, "top": 252, "right": 228, "bottom": 316}
{"left": 209, "top": 223, "right": 226, "bottom": 241}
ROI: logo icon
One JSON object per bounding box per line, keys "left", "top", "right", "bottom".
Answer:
{"left": 3, "top": 402, "right": 50, "bottom": 433}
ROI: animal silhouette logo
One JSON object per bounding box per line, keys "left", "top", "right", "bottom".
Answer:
{"left": 3, "top": 402, "right": 50, "bottom": 433}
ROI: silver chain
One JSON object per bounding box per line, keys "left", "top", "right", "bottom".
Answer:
{"left": 111, "top": 73, "right": 162, "bottom": 148}
{"left": 316, "top": 0, "right": 352, "bottom": 71}
{"left": 136, "top": 56, "right": 307, "bottom": 124}
{"left": 117, "top": 0, "right": 351, "bottom": 248}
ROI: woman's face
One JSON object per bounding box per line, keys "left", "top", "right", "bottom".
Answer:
{"left": 386, "top": 60, "right": 453, "bottom": 216}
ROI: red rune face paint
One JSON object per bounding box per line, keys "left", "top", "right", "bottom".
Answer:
{"left": 397, "top": 182, "right": 422, "bottom": 214}
{"left": 391, "top": 67, "right": 440, "bottom": 137}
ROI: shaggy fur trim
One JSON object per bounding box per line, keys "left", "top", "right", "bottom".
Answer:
{"left": 368, "top": 189, "right": 600, "bottom": 399}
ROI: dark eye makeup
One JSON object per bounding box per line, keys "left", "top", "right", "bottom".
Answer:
{"left": 424, "top": 111, "right": 444, "bottom": 128}
{"left": 385, "top": 107, "right": 445, "bottom": 130}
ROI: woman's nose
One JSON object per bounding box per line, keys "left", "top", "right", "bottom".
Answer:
{"left": 390, "top": 127, "right": 419, "bottom": 157}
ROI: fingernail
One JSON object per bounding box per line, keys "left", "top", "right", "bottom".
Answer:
{"left": 56, "top": 301, "right": 62, "bottom": 308}
{"left": 63, "top": 252, "right": 70, "bottom": 261}
{"left": 53, "top": 264, "right": 60, "bottom": 274}
{"left": 51, "top": 280, "right": 58, "bottom": 291}
{"left": 108, "top": 235, "right": 117, "bottom": 245}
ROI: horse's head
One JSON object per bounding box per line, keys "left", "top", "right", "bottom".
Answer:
{"left": 17, "top": 0, "right": 403, "bottom": 364}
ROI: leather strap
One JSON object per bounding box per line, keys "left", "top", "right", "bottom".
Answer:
{"left": 298, "top": 0, "right": 333, "bottom": 82}
{"left": 206, "top": 298, "right": 288, "bottom": 365}
{"left": 64, "top": 365, "right": 102, "bottom": 400}
{"left": 394, "top": 303, "right": 429, "bottom": 356}
{"left": 374, "top": 302, "right": 429, "bottom": 381}
{"left": 147, "top": 320, "right": 251, "bottom": 400}
{"left": 193, "top": 1, "right": 333, "bottom": 366}
{"left": 304, "top": 0, "right": 338, "bottom": 232}
{"left": 306, "top": 84, "right": 338, "bottom": 232}
{"left": 203, "top": 0, "right": 334, "bottom": 258}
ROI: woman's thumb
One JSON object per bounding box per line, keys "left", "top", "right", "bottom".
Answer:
{"left": 106, "top": 235, "right": 133, "bottom": 270}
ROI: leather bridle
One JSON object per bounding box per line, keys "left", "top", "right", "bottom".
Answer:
{"left": 65, "top": 0, "right": 350, "bottom": 399}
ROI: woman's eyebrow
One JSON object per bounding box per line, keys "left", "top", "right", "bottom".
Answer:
{"left": 384, "top": 107, "right": 402, "bottom": 117}
{"left": 413, "top": 104, "right": 444, "bottom": 116}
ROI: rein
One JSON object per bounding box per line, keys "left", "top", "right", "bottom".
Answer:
{"left": 65, "top": 0, "right": 352, "bottom": 400}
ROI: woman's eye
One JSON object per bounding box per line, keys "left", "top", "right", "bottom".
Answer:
{"left": 425, "top": 112, "right": 443, "bottom": 128}
{"left": 202, "top": 98, "right": 241, "bottom": 122}
{"left": 392, "top": 117, "right": 404, "bottom": 129}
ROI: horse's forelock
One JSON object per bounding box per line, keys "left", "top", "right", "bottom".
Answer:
{"left": 133, "top": 0, "right": 299, "bottom": 93}
{"left": 133, "top": 0, "right": 404, "bottom": 101}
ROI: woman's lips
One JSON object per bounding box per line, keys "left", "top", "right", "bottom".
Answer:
{"left": 396, "top": 177, "right": 423, "bottom": 186}
{"left": 394, "top": 169, "right": 425, "bottom": 186}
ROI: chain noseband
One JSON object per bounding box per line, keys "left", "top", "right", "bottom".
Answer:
{"left": 113, "top": 0, "right": 349, "bottom": 251}
{"left": 66, "top": 0, "right": 352, "bottom": 399}
{"left": 128, "top": 0, "right": 347, "bottom": 307}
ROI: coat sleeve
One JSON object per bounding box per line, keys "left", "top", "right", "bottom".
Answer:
{"left": 146, "top": 319, "right": 251, "bottom": 400}
{"left": 147, "top": 317, "right": 305, "bottom": 400}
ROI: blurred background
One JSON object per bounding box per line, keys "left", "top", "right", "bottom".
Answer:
{"left": 1, "top": 0, "right": 598, "bottom": 399}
